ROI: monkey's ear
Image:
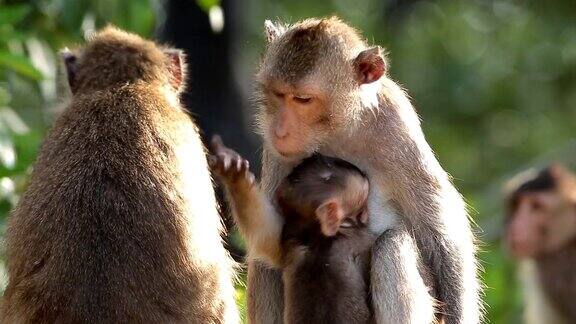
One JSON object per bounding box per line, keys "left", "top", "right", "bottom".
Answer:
{"left": 264, "top": 20, "right": 285, "bottom": 43}
{"left": 353, "top": 46, "right": 387, "bottom": 84}
{"left": 316, "top": 199, "right": 344, "bottom": 237}
{"left": 164, "top": 49, "right": 186, "bottom": 92}
{"left": 60, "top": 49, "right": 78, "bottom": 93}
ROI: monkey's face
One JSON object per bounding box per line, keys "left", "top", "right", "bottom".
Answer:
{"left": 506, "top": 191, "right": 576, "bottom": 258}
{"left": 259, "top": 78, "right": 331, "bottom": 158}
{"left": 315, "top": 174, "right": 369, "bottom": 237}
{"left": 258, "top": 19, "right": 387, "bottom": 159}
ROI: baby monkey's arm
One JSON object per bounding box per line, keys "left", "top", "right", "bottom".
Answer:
{"left": 209, "top": 136, "right": 284, "bottom": 267}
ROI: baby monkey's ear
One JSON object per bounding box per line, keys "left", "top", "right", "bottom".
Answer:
{"left": 353, "top": 46, "right": 387, "bottom": 84}
{"left": 164, "top": 48, "right": 186, "bottom": 93}
{"left": 316, "top": 199, "right": 345, "bottom": 237}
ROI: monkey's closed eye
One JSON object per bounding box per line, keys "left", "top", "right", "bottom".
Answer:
{"left": 340, "top": 219, "right": 353, "bottom": 228}
{"left": 293, "top": 95, "right": 312, "bottom": 104}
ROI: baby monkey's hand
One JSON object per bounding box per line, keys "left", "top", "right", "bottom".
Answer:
{"left": 209, "top": 135, "right": 255, "bottom": 186}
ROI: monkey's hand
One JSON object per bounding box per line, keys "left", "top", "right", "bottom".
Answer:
{"left": 209, "top": 135, "right": 256, "bottom": 187}
{"left": 209, "top": 135, "right": 284, "bottom": 267}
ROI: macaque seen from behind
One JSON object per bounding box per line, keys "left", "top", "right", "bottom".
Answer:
{"left": 2, "top": 27, "right": 238, "bottom": 323}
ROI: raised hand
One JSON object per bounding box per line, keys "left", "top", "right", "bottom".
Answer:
{"left": 209, "top": 135, "right": 255, "bottom": 186}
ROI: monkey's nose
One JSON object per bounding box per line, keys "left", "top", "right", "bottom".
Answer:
{"left": 274, "top": 127, "right": 289, "bottom": 139}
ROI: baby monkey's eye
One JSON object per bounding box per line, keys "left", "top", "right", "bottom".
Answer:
{"left": 293, "top": 95, "right": 313, "bottom": 104}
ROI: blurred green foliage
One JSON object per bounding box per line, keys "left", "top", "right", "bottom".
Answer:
{"left": 0, "top": 0, "right": 156, "bottom": 221}
{"left": 0, "top": 0, "right": 575, "bottom": 323}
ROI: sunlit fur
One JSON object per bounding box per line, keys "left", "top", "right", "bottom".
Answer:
{"left": 519, "top": 260, "right": 568, "bottom": 324}
{"left": 250, "top": 17, "right": 482, "bottom": 324}
{"left": 1, "top": 27, "right": 238, "bottom": 323}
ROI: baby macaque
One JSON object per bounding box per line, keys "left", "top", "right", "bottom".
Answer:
{"left": 210, "top": 138, "right": 375, "bottom": 324}
{"left": 277, "top": 155, "right": 375, "bottom": 324}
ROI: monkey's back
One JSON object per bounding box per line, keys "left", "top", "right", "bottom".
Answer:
{"left": 282, "top": 229, "right": 376, "bottom": 324}
{"left": 2, "top": 84, "right": 236, "bottom": 323}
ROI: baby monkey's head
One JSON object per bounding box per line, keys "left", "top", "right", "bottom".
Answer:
{"left": 276, "top": 155, "right": 369, "bottom": 237}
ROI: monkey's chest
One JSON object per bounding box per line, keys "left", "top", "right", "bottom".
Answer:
{"left": 282, "top": 239, "right": 373, "bottom": 324}
{"left": 538, "top": 247, "right": 576, "bottom": 321}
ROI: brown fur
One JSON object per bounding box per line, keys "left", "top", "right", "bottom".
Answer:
{"left": 537, "top": 243, "right": 576, "bottom": 322}
{"left": 1, "top": 27, "right": 238, "bottom": 324}
{"left": 277, "top": 155, "right": 375, "bottom": 324}
{"left": 247, "top": 17, "right": 480, "bottom": 324}
{"left": 209, "top": 142, "right": 375, "bottom": 324}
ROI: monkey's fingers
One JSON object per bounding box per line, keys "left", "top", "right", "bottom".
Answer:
{"left": 246, "top": 172, "right": 256, "bottom": 186}
{"left": 234, "top": 156, "right": 243, "bottom": 173}
{"left": 207, "top": 155, "right": 218, "bottom": 168}
{"left": 210, "top": 135, "right": 225, "bottom": 154}
{"left": 217, "top": 153, "right": 232, "bottom": 173}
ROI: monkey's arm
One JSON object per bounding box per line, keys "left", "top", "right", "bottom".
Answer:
{"left": 210, "top": 136, "right": 285, "bottom": 267}
{"left": 365, "top": 160, "right": 479, "bottom": 324}
{"left": 324, "top": 89, "right": 481, "bottom": 323}
{"left": 222, "top": 179, "right": 284, "bottom": 266}
{"left": 245, "top": 147, "right": 294, "bottom": 324}
{"left": 371, "top": 227, "right": 436, "bottom": 324}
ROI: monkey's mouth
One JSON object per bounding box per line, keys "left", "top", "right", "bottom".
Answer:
{"left": 275, "top": 149, "right": 312, "bottom": 163}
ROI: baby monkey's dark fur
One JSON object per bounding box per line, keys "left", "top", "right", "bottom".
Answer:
{"left": 276, "top": 155, "right": 376, "bottom": 324}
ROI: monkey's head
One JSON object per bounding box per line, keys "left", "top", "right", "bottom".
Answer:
{"left": 61, "top": 26, "right": 185, "bottom": 95}
{"left": 276, "top": 155, "right": 369, "bottom": 237}
{"left": 256, "top": 17, "right": 387, "bottom": 159}
{"left": 505, "top": 164, "right": 576, "bottom": 258}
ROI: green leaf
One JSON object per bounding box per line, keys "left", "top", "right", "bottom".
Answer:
{"left": 127, "top": 0, "right": 155, "bottom": 36}
{"left": 0, "top": 52, "right": 43, "bottom": 80}
{"left": 196, "top": 0, "right": 220, "bottom": 12}
{"left": 0, "top": 133, "right": 15, "bottom": 169}
{"left": 0, "top": 28, "right": 27, "bottom": 44}
{"left": 0, "top": 4, "right": 32, "bottom": 26}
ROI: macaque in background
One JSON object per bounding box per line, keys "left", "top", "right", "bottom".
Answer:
{"left": 505, "top": 164, "right": 576, "bottom": 324}
{"left": 1, "top": 27, "right": 238, "bottom": 323}
{"left": 211, "top": 141, "right": 375, "bottom": 324}
{"left": 213, "top": 17, "right": 479, "bottom": 323}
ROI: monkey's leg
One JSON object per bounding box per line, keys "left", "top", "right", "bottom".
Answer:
{"left": 420, "top": 224, "right": 479, "bottom": 324}
{"left": 247, "top": 261, "right": 284, "bottom": 324}
{"left": 371, "top": 227, "right": 436, "bottom": 324}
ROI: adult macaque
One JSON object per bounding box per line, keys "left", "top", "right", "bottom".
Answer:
{"left": 216, "top": 17, "right": 480, "bottom": 324}
{"left": 1, "top": 27, "right": 238, "bottom": 323}
{"left": 505, "top": 164, "right": 576, "bottom": 324}
{"left": 211, "top": 146, "right": 375, "bottom": 323}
